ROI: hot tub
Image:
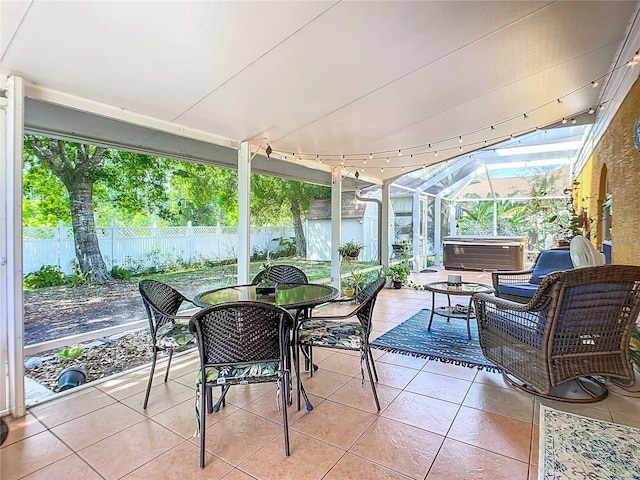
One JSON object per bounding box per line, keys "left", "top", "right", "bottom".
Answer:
{"left": 443, "top": 236, "right": 526, "bottom": 271}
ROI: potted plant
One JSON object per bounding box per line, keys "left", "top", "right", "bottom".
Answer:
{"left": 256, "top": 261, "right": 276, "bottom": 295}
{"left": 338, "top": 240, "right": 364, "bottom": 259}
{"left": 385, "top": 262, "right": 411, "bottom": 289}
{"left": 344, "top": 282, "right": 356, "bottom": 298}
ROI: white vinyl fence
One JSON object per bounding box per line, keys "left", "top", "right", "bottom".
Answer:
{"left": 24, "top": 221, "right": 295, "bottom": 275}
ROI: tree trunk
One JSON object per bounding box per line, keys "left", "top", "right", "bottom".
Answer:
{"left": 25, "top": 136, "right": 112, "bottom": 282}
{"left": 290, "top": 198, "right": 307, "bottom": 257}
{"left": 67, "top": 180, "right": 111, "bottom": 281}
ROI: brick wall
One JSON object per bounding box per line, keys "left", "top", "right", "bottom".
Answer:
{"left": 579, "top": 76, "right": 640, "bottom": 265}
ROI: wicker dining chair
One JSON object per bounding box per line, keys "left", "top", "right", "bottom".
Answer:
{"left": 189, "top": 301, "right": 294, "bottom": 468}
{"left": 251, "top": 264, "right": 309, "bottom": 285}
{"left": 297, "top": 276, "right": 387, "bottom": 411}
{"left": 473, "top": 265, "right": 640, "bottom": 402}
{"left": 138, "top": 280, "right": 196, "bottom": 409}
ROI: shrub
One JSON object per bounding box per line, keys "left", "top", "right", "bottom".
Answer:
{"left": 110, "top": 265, "right": 133, "bottom": 280}
{"left": 56, "top": 345, "right": 85, "bottom": 363}
{"left": 24, "top": 265, "right": 67, "bottom": 289}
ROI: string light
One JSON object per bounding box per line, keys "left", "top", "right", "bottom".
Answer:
{"left": 264, "top": 54, "right": 636, "bottom": 169}
{"left": 381, "top": 167, "right": 384, "bottom": 173}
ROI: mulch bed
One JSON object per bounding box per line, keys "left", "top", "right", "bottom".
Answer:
{"left": 23, "top": 279, "right": 198, "bottom": 394}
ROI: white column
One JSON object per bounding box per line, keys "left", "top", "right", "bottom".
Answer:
{"left": 330, "top": 167, "right": 342, "bottom": 289}
{"left": 412, "top": 190, "right": 420, "bottom": 271}
{"left": 381, "top": 182, "right": 391, "bottom": 269}
{"left": 237, "top": 142, "right": 251, "bottom": 284}
{"left": 449, "top": 202, "right": 457, "bottom": 234}
{"left": 434, "top": 196, "right": 442, "bottom": 266}
{"left": 1, "top": 75, "right": 25, "bottom": 417}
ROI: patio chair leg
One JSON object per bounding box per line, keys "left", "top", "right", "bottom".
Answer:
{"left": 281, "top": 372, "right": 291, "bottom": 457}
{"left": 142, "top": 349, "right": 158, "bottom": 410}
{"left": 364, "top": 353, "right": 381, "bottom": 412}
{"left": 213, "top": 385, "right": 231, "bottom": 413}
{"left": 199, "top": 383, "right": 207, "bottom": 469}
{"left": 164, "top": 348, "right": 174, "bottom": 383}
{"left": 367, "top": 347, "right": 379, "bottom": 382}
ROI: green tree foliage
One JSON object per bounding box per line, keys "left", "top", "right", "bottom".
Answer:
{"left": 250, "top": 175, "right": 330, "bottom": 256}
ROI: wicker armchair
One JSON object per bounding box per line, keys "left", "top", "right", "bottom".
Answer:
{"left": 492, "top": 248, "right": 574, "bottom": 303}
{"left": 189, "top": 302, "right": 294, "bottom": 468}
{"left": 138, "top": 280, "right": 196, "bottom": 409}
{"left": 473, "top": 265, "right": 640, "bottom": 402}
{"left": 297, "top": 276, "right": 387, "bottom": 411}
{"left": 251, "top": 264, "right": 308, "bottom": 285}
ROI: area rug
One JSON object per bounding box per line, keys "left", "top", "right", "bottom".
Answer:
{"left": 539, "top": 405, "right": 640, "bottom": 479}
{"left": 371, "top": 309, "right": 499, "bottom": 371}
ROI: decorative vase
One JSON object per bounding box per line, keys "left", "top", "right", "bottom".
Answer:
{"left": 345, "top": 287, "right": 355, "bottom": 298}
{"left": 393, "top": 280, "right": 402, "bottom": 289}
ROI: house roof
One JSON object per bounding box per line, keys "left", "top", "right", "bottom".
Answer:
{"left": 306, "top": 191, "right": 366, "bottom": 221}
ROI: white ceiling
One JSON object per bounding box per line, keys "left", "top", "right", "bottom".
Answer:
{"left": 2, "top": 1, "right": 640, "bottom": 186}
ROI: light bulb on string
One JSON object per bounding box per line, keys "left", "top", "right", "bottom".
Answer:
{"left": 588, "top": 107, "right": 595, "bottom": 115}
{"left": 398, "top": 149, "right": 402, "bottom": 156}
{"left": 571, "top": 118, "right": 577, "bottom": 124}
{"left": 386, "top": 157, "right": 390, "bottom": 163}
{"left": 591, "top": 80, "right": 599, "bottom": 88}
{"left": 434, "top": 151, "right": 438, "bottom": 157}
{"left": 557, "top": 98, "right": 562, "bottom": 104}
{"left": 562, "top": 118, "right": 567, "bottom": 124}
{"left": 458, "top": 136, "right": 463, "bottom": 143}
{"left": 369, "top": 153, "right": 372, "bottom": 160}
{"left": 381, "top": 167, "right": 384, "bottom": 173}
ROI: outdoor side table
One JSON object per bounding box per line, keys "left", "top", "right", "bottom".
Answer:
{"left": 424, "top": 281, "right": 494, "bottom": 339}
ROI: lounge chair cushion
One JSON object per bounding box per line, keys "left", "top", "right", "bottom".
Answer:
{"left": 497, "top": 283, "right": 539, "bottom": 299}
{"left": 529, "top": 249, "right": 574, "bottom": 284}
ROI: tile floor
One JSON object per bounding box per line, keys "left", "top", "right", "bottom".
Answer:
{"left": 2, "top": 269, "right": 640, "bottom": 480}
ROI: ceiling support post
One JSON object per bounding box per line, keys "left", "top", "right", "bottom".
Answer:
{"left": 1, "top": 75, "right": 25, "bottom": 417}
{"left": 237, "top": 142, "right": 251, "bottom": 284}
{"left": 330, "top": 168, "right": 342, "bottom": 290}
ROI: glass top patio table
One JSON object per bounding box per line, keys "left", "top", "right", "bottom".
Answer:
{"left": 193, "top": 283, "right": 338, "bottom": 310}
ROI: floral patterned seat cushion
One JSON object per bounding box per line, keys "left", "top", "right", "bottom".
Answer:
{"left": 298, "top": 320, "right": 363, "bottom": 349}
{"left": 196, "top": 362, "right": 279, "bottom": 386}
{"left": 158, "top": 322, "right": 194, "bottom": 349}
